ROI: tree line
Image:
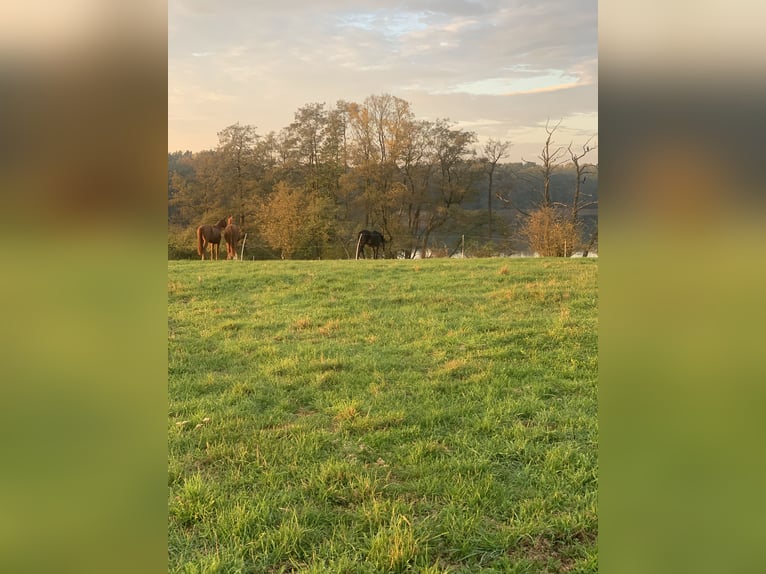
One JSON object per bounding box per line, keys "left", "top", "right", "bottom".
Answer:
{"left": 168, "top": 93, "right": 597, "bottom": 259}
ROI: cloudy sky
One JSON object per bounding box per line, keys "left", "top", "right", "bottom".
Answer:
{"left": 169, "top": 0, "right": 597, "bottom": 163}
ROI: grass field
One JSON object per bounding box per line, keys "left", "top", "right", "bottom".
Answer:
{"left": 168, "top": 257, "right": 598, "bottom": 573}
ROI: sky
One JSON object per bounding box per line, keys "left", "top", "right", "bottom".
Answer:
{"left": 169, "top": 0, "right": 598, "bottom": 163}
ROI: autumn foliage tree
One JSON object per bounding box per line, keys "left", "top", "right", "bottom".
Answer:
{"left": 257, "top": 181, "right": 335, "bottom": 259}
{"left": 168, "top": 95, "right": 596, "bottom": 259}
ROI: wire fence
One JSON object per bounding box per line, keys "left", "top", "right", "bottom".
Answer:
{"left": 170, "top": 234, "right": 598, "bottom": 261}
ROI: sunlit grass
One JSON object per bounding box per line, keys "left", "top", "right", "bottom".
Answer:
{"left": 168, "top": 257, "right": 597, "bottom": 572}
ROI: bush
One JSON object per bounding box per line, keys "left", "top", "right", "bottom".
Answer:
{"left": 168, "top": 226, "right": 198, "bottom": 259}
{"left": 522, "top": 207, "right": 581, "bottom": 257}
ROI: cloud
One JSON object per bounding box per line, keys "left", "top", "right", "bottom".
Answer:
{"left": 442, "top": 72, "right": 582, "bottom": 96}
{"left": 168, "top": 0, "right": 598, "bottom": 160}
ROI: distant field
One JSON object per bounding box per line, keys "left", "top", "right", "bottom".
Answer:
{"left": 168, "top": 258, "right": 598, "bottom": 573}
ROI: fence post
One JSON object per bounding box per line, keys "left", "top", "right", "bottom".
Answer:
{"left": 240, "top": 233, "right": 247, "bottom": 261}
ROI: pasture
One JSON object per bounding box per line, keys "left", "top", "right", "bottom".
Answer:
{"left": 168, "top": 258, "right": 598, "bottom": 573}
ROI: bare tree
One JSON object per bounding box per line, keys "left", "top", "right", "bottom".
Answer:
{"left": 567, "top": 136, "right": 598, "bottom": 223}
{"left": 495, "top": 119, "right": 564, "bottom": 214}
{"left": 538, "top": 119, "right": 566, "bottom": 208}
{"left": 567, "top": 136, "right": 598, "bottom": 255}
{"left": 494, "top": 120, "right": 596, "bottom": 257}
{"left": 481, "top": 139, "right": 511, "bottom": 241}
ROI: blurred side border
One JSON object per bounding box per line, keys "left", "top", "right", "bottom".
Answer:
{"left": 600, "top": 1, "right": 766, "bottom": 572}
{"left": 0, "top": 3, "right": 167, "bottom": 573}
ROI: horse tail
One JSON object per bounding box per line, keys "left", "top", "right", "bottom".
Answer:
{"left": 355, "top": 231, "right": 364, "bottom": 260}
{"left": 196, "top": 226, "right": 204, "bottom": 257}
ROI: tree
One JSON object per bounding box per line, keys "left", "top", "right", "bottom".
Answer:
{"left": 391, "top": 118, "right": 478, "bottom": 257}
{"left": 567, "top": 137, "right": 598, "bottom": 256}
{"left": 168, "top": 149, "right": 226, "bottom": 225}
{"left": 216, "top": 123, "right": 259, "bottom": 227}
{"left": 495, "top": 120, "right": 566, "bottom": 215}
{"left": 494, "top": 120, "right": 596, "bottom": 256}
{"left": 167, "top": 151, "right": 194, "bottom": 223}
{"left": 480, "top": 138, "right": 511, "bottom": 241}
{"left": 320, "top": 101, "right": 351, "bottom": 208}
{"left": 394, "top": 119, "right": 435, "bottom": 257}
{"left": 286, "top": 103, "right": 328, "bottom": 192}
{"left": 537, "top": 119, "right": 566, "bottom": 208}
{"left": 347, "top": 94, "right": 414, "bottom": 234}
{"left": 257, "top": 182, "right": 336, "bottom": 259}
{"left": 567, "top": 137, "right": 598, "bottom": 224}
{"left": 168, "top": 94, "right": 597, "bottom": 260}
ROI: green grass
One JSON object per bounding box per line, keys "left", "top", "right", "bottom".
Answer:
{"left": 168, "top": 258, "right": 597, "bottom": 573}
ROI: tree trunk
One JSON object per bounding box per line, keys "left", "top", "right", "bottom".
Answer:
{"left": 488, "top": 170, "right": 493, "bottom": 241}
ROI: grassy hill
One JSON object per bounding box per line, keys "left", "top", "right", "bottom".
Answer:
{"left": 168, "top": 257, "right": 598, "bottom": 573}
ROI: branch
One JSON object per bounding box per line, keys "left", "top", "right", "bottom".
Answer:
{"left": 577, "top": 200, "right": 598, "bottom": 210}
{"left": 567, "top": 135, "right": 598, "bottom": 162}
{"left": 496, "top": 192, "right": 512, "bottom": 204}
{"left": 495, "top": 192, "right": 531, "bottom": 217}
{"left": 545, "top": 118, "right": 563, "bottom": 135}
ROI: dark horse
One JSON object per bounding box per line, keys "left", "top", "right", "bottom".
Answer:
{"left": 355, "top": 229, "right": 385, "bottom": 259}
{"left": 223, "top": 216, "right": 241, "bottom": 260}
{"left": 196, "top": 218, "right": 227, "bottom": 260}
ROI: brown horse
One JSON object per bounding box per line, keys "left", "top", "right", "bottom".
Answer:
{"left": 223, "top": 216, "right": 241, "bottom": 260}
{"left": 196, "top": 218, "right": 227, "bottom": 260}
